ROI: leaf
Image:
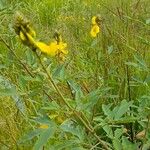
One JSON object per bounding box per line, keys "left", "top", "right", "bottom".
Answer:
{"left": 67, "top": 80, "right": 84, "bottom": 106}
{"left": 134, "top": 54, "right": 148, "bottom": 71}
{"left": 84, "top": 87, "right": 111, "bottom": 110}
{"left": 122, "top": 136, "right": 137, "bottom": 150}
{"left": 90, "top": 38, "right": 99, "bottom": 47}
{"left": 53, "top": 139, "right": 82, "bottom": 150}
{"left": 60, "top": 119, "right": 84, "bottom": 141}
{"left": 113, "top": 100, "right": 133, "bottom": 120}
{"left": 114, "top": 128, "right": 123, "bottom": 139}
{"left": 33, "top": 126, "right": 56, "bottom": 150}
{"left": 34, "top": 115, "right": 52, "bottom": 124}
{"left": 52, "top": 64, "right": 66, "bottom": 81}
{"left": 100, "top": 121, "right": 113, "bottom": 139}
{"left": 18, "top": 129, "right": 43, "bottom": 144}
{"left": 25, "top": 49, "right": 35, "bottom": 66}
{"left": 102, "top": 104, "right": 114, "bottom": 119}
{"left": 0, "top": 75, "right": 26, "bottom": 114}
{"left": 113, "top": 138, "right": 122, "bottom": 150}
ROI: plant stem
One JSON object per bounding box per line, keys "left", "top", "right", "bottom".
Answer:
{"left": 34, "top": 51, "right": 111, "bottom": 150}
{"left": 126, "top": 65, "right": 134, "bottom": 142}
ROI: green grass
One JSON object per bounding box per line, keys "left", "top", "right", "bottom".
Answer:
{"left": 0, "top": 0, "right": 150, "bottom": 149}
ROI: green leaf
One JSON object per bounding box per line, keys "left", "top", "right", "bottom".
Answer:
{"left": 33, "top": 127, "right": 56, "bottom": 150}
{"left": 53, "top": 139, "right": 81, "bottom": 150}
{"left": 91, "top": 38, "right": 99, "bottom": 47}
{"left": 122, "top": 137, "right": 137, "bottom": 150}
{"left": 84, "top": 87, "right": 111, "bottom": 110}
{"left": 60, "top": 119, "right": 84, "bottom": 141}
{"left": 114, "top": 128, "right": 123, "bottom": 139}
{"left": 34, "top": 115, "right": 52, "bottom": 124}
{"left": 53, "top": 64, "right": 66, "bottom": 81}
{"left": 100, "top": 121, "right": 113, "bottom": 139}
{"left": 67, "top": 80, "right": 84, "bottom": 106}
{"left": 113, "top": 138, "right": 122, "bottom": 150}
{"left": 102, "top": 104, "right": 114, "bottom": 119}
{"left": 0, "top": 75, "right": 26, "bottom": 114}
{"left": 18, "top": 129, "right": 43, "bottom": 144}
{"left": 134, "top": 54, "right": 148, "bottom": 71}
{"left": 113, "top": 100, "right": 133, "bottom": 120}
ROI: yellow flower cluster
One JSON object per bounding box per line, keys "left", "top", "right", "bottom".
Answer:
{"left": 36, "top": 34, "right": 68, "bottom": 61}
{"left": 90, "top": 16, "right": 100, "bottom": 38}
{"left": 14, "top": 13, "right": 68, "bottom": 61}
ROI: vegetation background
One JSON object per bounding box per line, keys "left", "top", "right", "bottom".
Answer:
{"left": 0, "top": 0, "right": 150, "bottom": 149}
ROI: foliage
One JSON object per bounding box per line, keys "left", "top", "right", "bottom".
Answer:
{"left": 0, "top": 0, "right": 150, "bottom": 149}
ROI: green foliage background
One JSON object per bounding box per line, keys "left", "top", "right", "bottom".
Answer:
{"left": 0, "top": 0, "right": 150, "bottom": 149}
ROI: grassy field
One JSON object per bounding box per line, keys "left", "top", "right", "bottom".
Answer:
{"left": 0, "top": 0, "right": 150, "bottom": 149}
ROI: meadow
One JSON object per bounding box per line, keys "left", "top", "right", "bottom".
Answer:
{"left": 0, "top": 0, "right": 150, "bottom": 149}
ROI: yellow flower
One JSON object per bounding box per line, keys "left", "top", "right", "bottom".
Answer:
{"left": 90, "top": 24, "right": 100, "bottom": 37}
{"left": 90, "top": 16, "right": 101, "bottom": 38}
{"left": 36, "top": 40, "right": 68, "bottom": 59}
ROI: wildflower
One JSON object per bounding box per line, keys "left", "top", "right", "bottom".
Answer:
{"left": 90, "top": 16, "right": 101, "bottom": 38}
{"left": 53, "top": 32, "right": 68, "bottom": 58}
{"left": 37, "top": 32, "right": 68, "bottom": 61}
{"left": 36, "top": 37, "right": 68, "bottom": 60}
{"left": 14, "top": 12, "right": 37, "bottom": 49}
{"left": 14, "top": 13, "right": 68, "bottom": 61}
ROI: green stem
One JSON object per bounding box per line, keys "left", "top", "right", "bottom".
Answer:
{"left": 34, "top": 51, "right": 110, "bottom": 150}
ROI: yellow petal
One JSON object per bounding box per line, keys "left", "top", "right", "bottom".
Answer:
{"left": 90, "top": 25, "right": 100, "bottom": 37}
{"left": 59, "top": 42, "right": 67, "bottom": 50}
{"left": 26, "top": 33, "right": 37, "bottom": 46}
{"left": 27, "top": 25, "right": 36, "bottom": 37}
{"left": 92, "top": 16, "right": 97, "bottom": 25}
{"left": 36, "top": 42, "right": 57, "bottom": 56}
{"left": 60, "top": 49, "right": 68, "bottom": 55}
{"left": 19, "top": 31, "right": 26, "bottom": 41}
